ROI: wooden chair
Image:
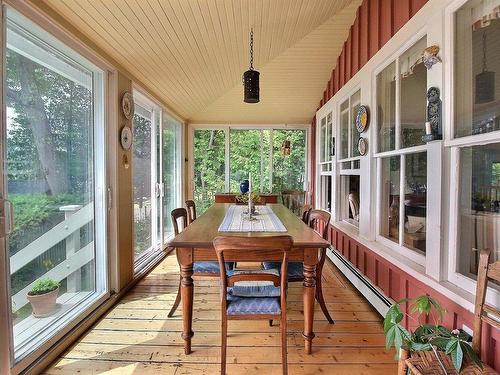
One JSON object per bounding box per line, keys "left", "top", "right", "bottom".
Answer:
{"left": 213, "top": 235, "right": 293, "bottom": 375}
{"left": 185, "top": 200, "right": 197, "bottom": 224}
{"left": 398, "top": 249, "right": 499, "bottom": 374}
{"left": 168, "top": 208, "right": 233, "bottom": 318}
{"left": 264, "top": 209, "right": 334, "bottom": 324}
{"left": 282, "top": 190, "right": 307, "bottom": 216}
{"left": 301, "top": 204, "right": 312, "bottom": 224}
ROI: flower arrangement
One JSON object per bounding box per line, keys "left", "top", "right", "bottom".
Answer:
{"left": 384, "top": 295, "right": 482, "bottom": 372}
{"left": 235, "top": 192, "right": 260, "bottom": 204}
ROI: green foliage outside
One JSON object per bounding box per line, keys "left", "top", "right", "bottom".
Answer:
{"left": 384, "top": 295, "right": 482, "bottom": 372}
{"left": 28, "top": 278, "right": 60, "bottom": 296}
{"left": 193, "top": 129, "right": 306, "bottom": 215}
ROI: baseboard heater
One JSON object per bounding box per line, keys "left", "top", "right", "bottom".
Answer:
{"left": 326, "top": 247, "right": 393, "bottom": 317}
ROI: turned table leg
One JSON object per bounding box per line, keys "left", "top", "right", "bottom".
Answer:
{"left": 178, "top": 249, "right": 194, "bottom": 355}
{"left": 302, "top": 262, "right": 316, "bottom": 354}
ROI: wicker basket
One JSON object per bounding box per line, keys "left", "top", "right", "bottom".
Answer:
{"left": 404, "top": 350, "right": 497, "bottom": 375}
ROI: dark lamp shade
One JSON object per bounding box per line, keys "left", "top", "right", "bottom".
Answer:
{"left": 243, "top": 69, "right": 260, "bottom": 103}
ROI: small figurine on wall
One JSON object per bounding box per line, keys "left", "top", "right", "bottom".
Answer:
{"left": 423, "top": 87, "right": 442, "bottom": 142}
{"left": 422, "top": 45, "right": 441, "bottom": 70}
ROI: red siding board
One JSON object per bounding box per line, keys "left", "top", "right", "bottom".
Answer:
{"left": 352, "top": 14, "right": 360, "bottom": 75}
{"left": 329, "top": 225, "right": 500, "bottom": 371}
{"left": 359, "top": 1, "right": 369, "bottom": 68}
{"left": 345, "top": 33, "right": 352, "bottom": 81}
{"left": 379, "top": 0, "right": 393, "bottom": 47}
{"left": 369, "top": 0, "right": 381, "bottom": 57}
{"left": 410, "top": 0, "right": 427, "bottom": 16}
{"left": 334, "top": 65, "right": 339, "bottom": 94}
{"left": 339, "top": 48, "right": 345, "bottom": 87}
{"left": 393, "top": 0, "right": 411, "bottom": 33}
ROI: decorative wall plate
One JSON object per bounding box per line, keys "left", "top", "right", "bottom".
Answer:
{"left": 121, "top": 92, "right": 134, "bottom": 120}
{"left": 120, "top": 125, "right": 133, "bottom": 150}
{"left": 357, "top": 137, "right": 367, "bottom": 156}
{"left": 355, "top": 105, "right": 369, "bottom": 133}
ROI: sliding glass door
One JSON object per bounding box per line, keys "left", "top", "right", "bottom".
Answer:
{"left": 133, "top": 91, "right": 182, "bottom": 268}
{"left": 3, "top": 8, "right": 107, "bottom": 363}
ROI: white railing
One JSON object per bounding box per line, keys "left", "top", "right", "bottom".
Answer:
{"left": 11, "top": 202, "right": 94, "bottom": 310}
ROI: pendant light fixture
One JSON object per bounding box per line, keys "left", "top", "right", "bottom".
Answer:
{"left": 475, "top": 30, "right": 495, "bottom": 104}
{"left": 243, "top": 28, "right": 260, "bottom": 103}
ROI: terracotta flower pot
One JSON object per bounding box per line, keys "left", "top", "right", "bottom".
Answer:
{"left": 26, "top": 287, "right": 59, "bottom": 317}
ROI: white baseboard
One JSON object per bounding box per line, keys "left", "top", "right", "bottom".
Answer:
{"left": 326, "top": 247, "right": 393, "bottom": 317}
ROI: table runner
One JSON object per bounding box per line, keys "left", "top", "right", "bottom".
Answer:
{"left": 218, "top": 205, "right": 287, "bottom": 232}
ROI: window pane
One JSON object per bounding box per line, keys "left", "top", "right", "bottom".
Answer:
{"left": 457, "top": 143, "right": 500, "bottom": 284}
{"left": 162, "top": 114, "right": 180, "bottom": 242}
{"left": 272, "top": 129, "right": 306, "bottom": 193}
{"left": 351, "top": 90, "right": 361, "bottom": 158}
{"left": 401, "top": 37, "right": 427, "bottom": 148}
{"left": 319, "top": 175, "right": 332, "bottom": 212}
{"left": 340, "top": 100, "right": 349, "bottom": 159}
{"left": 132, "top": 104, "right": 153, "bottom": 260}
{"left": 380, "top": 156, "right": 400, "bottom": 243}
{"left": 6, "top": 11, "right": 105, "bottom": 360}
{"left": 193, "top": 130, "right": 226, "bottom": 214}
{"left": 340, "top": 175, "right": 360, "bottom": 227}
{"left": 377, "top": 62, "right": 396, "bottom": 152}
{"left": 403, "top": 153, "right": 427, "bottom": 253}
{"left": 455, "top": 2, "right": 500, "bottom": 138}
{"left": 229, "top": 129, "right": 271, "bottom": 193}
{"left": 319, "top": 117, "right": 327, "bottom": 163}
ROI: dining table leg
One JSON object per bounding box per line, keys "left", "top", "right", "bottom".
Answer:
{"left": 177, "top": 248, "right": 194, "bottom": 355}
{"left": 302, "top": 250, "right": 317, "bottom": 355}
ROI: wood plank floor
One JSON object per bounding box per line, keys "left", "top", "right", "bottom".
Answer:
{"left": 44, "top": 255, "right": 397, "bottom": 374}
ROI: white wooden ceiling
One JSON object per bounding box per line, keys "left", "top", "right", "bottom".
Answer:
{"left": 40, "top": 0, "right": 361, "bottom": 124}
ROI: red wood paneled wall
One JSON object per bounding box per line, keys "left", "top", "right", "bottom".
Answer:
{"left": 310, "top": 0, "right": 429, "bottom": 162}
{"left": 329, "top": 226, "right": 500, "bottom": 370}
{"left": 310, "top": 0, "right": 500, "bottom": 370}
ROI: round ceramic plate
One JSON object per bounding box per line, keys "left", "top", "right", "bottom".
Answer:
{"left": 121, "top": 92, "right": 134, "bottom": 120}
{"left": 355, "top": 105, "right": 369, "bottom": 133}
{"left": 120, "top": 125, "right": 133, "bottom": 150}
{"left": 357, "top": 137, "right": 367, "bottom": 156}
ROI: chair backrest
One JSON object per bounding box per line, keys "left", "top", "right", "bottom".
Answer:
{"left": 472, "top": 249, "right": 500, "bottom": 353}
{"left": 282, "top": 190, "right": 307, "bottom": 215}
{"left": 171, "top": 208, "right": 188, "bottom": 236}
{"left": 301, "top": 204, "right": 312, "bottom": 224}
{"left": 348, "top": 193, "right": 360, "bottom": 221}
{"left": 213, "top": 235, "right": 293, "bottom": 311}
{"left": 308, "top": 209, "right": 331, "bottom": 239}
{"left": 185, "top": 200, "right": 197, "bottom": 224}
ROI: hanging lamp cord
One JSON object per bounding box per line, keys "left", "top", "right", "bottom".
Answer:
{"left": 249, "top": 28, "right": 254, "bottom": 70}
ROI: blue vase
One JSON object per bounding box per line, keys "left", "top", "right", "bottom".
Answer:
{"left": 240, "top": 179, "right": 249, "bottom": 194}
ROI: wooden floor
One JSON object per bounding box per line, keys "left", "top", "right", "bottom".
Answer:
{"left": 44, "top": 255, "right": 397, "bottom": 374}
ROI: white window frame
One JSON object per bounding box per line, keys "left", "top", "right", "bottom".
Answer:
{"left": 337, "top": 87, "right": 362, "bottom": 171}
{"left": 444, "top": 0, "right": 500, "bottom": 305}
{"left": 373, "top": 30, "right": 430, "bottom": 266}
{"left": 315, "top": 106, "right": 335, "bottom": 216}
{"left": 2, "top": 4, "right": 112, "bottom": 372}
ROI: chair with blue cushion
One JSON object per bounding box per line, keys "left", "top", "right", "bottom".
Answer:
{"left": 263, "top": 209, "right": 334, "bottom": 324}
{"left": 213, "top": 235, "right": 293, "bottom": 375}
{"left": 168, "top": 207, "right": 233, "bottom": 317}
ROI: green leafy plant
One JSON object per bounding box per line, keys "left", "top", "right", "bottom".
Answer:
{"left": 28, "top": 278, "right": 60, "bottom": 296}
{"left": 384, "top": 295, "right": 482, "bottom": 372}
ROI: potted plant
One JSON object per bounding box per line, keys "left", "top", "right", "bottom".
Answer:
{"left": 384, "top": 295, "right": 483, "bottom": 373}
{"left": 26, "top": 278, "right": 60, "bottom": 317}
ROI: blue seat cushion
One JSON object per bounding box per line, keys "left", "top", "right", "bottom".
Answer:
{"left": 194, "top": 261, "right": 234, "bottom": 274}
{"left": 262, "top": 262, "right": 304, "bottom": 279}
{"left": 226, "top": 296, "right": 281, "bottom": 315}
{"left": 227, "top": 269, "right": 280, "bottom": 298}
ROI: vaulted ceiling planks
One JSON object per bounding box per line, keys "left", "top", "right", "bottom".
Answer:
{"left": 39, "top": 0, "right": 360, "bottom": 123}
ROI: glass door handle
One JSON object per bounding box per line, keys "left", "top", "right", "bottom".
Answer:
{"left": 0, "top": 199, "right": 14, "bottom": 238}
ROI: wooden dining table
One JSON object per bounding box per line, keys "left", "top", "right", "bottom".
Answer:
{"left": 169, "top": 203, "right": 330, "bottom": 355}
